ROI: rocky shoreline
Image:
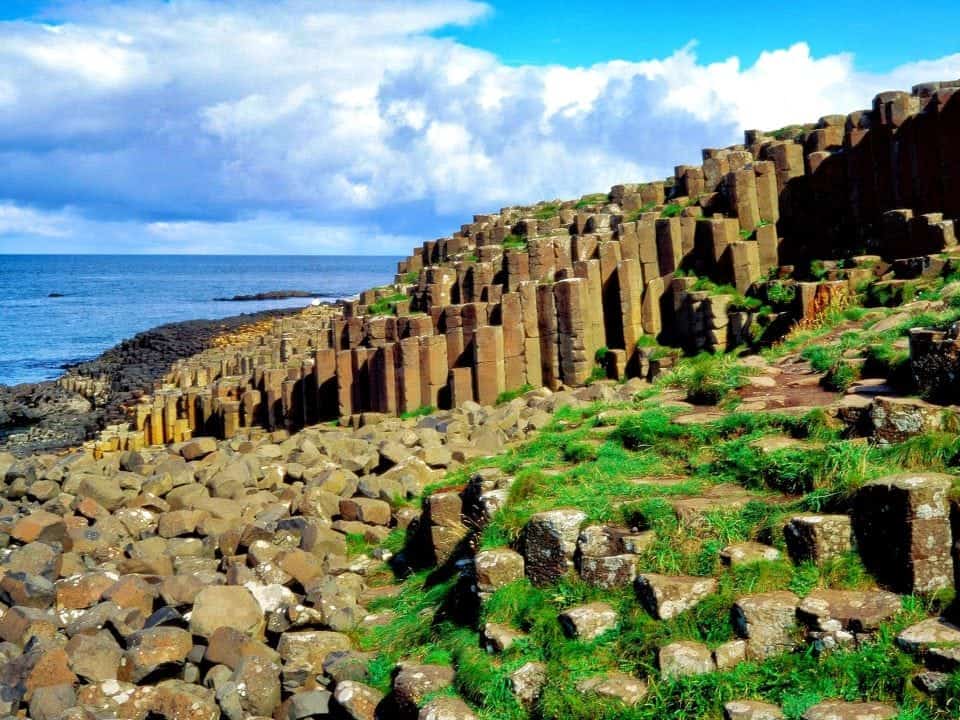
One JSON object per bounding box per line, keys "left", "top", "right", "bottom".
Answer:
{"left": 0, "top": 307, "right": 311, "bottom": 457}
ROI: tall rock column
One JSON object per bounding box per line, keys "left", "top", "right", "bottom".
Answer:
{"left": 473, "top": 325, "right": 506, "bottom": 406}
{"left": 554, "top": 278, "right": 592, "bottom": 386}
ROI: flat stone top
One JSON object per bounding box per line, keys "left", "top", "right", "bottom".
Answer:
{"left": 863, "top": 472, "right": 955, "bottom": 491}
{"left": 801, "top": 700, "right": 897, "bottom": 720}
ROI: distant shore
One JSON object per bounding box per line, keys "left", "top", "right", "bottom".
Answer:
{"left": 0, "top": 305, "right": 314, "bottom": 456}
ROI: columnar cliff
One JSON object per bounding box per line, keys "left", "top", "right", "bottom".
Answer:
{"left": 67, "top": 81, "right": 960, "bottom": 453}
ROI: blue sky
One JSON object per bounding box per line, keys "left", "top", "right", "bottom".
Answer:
{"left": 0, "top": 0, "right": 958, "bottom": 254}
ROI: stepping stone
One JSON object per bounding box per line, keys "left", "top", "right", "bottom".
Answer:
{"left": 720, "top": 542, "right": 781, "bottom": 567}
{"left": 393, "top": 664, "right": 455, "bottom": 714}
{"left": 748, "top": 436, "right": 803, "bottom": 453}
{"left": 559, "top": 602, "right": 617, "bottom": 641}
{"left": 724, "top": 700, "right": 785, "bottom": 720}
{"left": 482, "top": 623, "right": 525, "bottom": 653}
{"left": 659, "top": 641, "right": 715, "bottom": 679}
{"left": 854, "top": 473, "right": 955, "bottom": 594}
{"left": 914, "top": 670, "right": 952, "bottom": 699}
{"left": 784, "top": 514, "right": 852, "bottom": 564}
{"left": 896, "top": 617, "right": 960, "bottom": 663}
{"left": 473, "top": 549, "right": 524, "bottom": 596}
{"left": 672, "top": 485, "right": 784, "bottom": 525}
{"left": 522, "top": 509, "right": 586, "bottom": 586}
{"left": 732, "top": 591, "right": 799, "bottom": 660}
{"left": 673, "top": 411, "right": 727, "bottom": 426}
{"left": 635, "top": 574, "right": 718, "bottom": 620}
{"left": 713, "top": 639, "right": 747, "bottom": 670}
{"left": 418, "top": 696, "right": 476, "bottom": 720}
{"left": 801, "top": 700, "right": 897, "bottom": 720}
{"left": 630, "top": 474, "right": 688, "bottom": 487}
{"left": 797, "top": 589, "right": 902, "bottom": 634}
{"left": 510, "top": 661, "right": 546, "bottom": 708}
{"left": 575, "top": 672, "right": 647, "bottom": 706}
{"left": 578, "top": 554, "right": 638, "bottom": 589}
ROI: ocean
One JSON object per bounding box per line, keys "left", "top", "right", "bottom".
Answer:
{"left": 0, "top": 255, "right": 400, "bottom": 387}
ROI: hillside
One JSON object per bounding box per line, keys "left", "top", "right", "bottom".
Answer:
{"left": 0, "top": 80, "right": 958, "bottom": 720}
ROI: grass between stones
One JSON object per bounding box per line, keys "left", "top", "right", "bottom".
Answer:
{"left": 351, "top": 310, "right": 960, "bottom": 719}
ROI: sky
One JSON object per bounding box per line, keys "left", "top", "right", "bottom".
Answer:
{"left": 0, "top": 1, "right": 958, "bottom": 255}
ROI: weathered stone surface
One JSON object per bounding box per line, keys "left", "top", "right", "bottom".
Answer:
{"left": 418, "top": 696, "right": 477, "bottom": 720}
{"left": 393, "top": 664, "right": 455, "bottom": 714}
{"left": 783, "top": 514, "right": 852, "bottom": 564}
{"left": 510, "top": 661, "right": 546, "bottom": 708}
{"left": 576, "top": 672, "right": 647, "bottom": 706}
{"left": 559, "top": 602, "right": 617, "bottom": 640}
{"left": 482, "top": 622, "right": 525, "bottom": 653}
{"left": 733, "top": 591, "right": 799, "bottom": 659}
{"left": 724, "top": 700, "right": 785, "bottom": 720}
{"left": 635, "top": 574, "right": 718, "bottom": 620}
{"left": 896, "top": 616, "right": 960, "bottom": 659}
{"left": 659, "top": 641, "right": 715, "bottom": 679}
{"left": 578, "top": 554, "right": 637, "bottom": 588}
{"left": 801, "top": 700, "right": 897, "bottom": 720}
{"left": 291, "top": 689, "right": 336, "bottom": 719}
{"left": 713, "top": 640, "right": 748, "bottom": 670}
{"left": 189, "top": 586, "right": 265, "bottom": 638}
{"left": 278, "top": 631, "right": 353, "bottom": 691}
{"left": 797, "top": 589, "right": 902, "bottom": 633}
{"left": 119, "top": 627, "right": 193, "bottom": 682}
{"left": 853, "top": 473, "right": 955, "bottom": 593}
{"left": 332, "top": 681, "right": 379, "bottom": 720}
{"left": 522, "top": 509, "right": 586, "bottom": 586}
{"left": 473, "top": 549, "right": 524, "bottom": 595}
{"left": 720, "top": 542, "right": 781, "bottom": 567}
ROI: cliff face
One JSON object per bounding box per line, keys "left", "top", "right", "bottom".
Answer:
{"left": 74, "top": 80, "right": 960, "bottom": 453}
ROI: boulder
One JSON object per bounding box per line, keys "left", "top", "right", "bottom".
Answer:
{"left": 635, "top": 574, "right": 718, "bottom": 620}
{"left": 418, "top": 696, "right": 477, "bottom": 720}
{"left": 510, "top": 661, "right": 546, "bottom": 708}
{"left": 332, "top": 681, "right": 380, "bottom": 720}
{"left": 797, "top": 589, "right": 902, "bottom": 634}
{"left": 522, "top": 509, "right": 586, "bottom": 586}
{"left": 393, "top": 664, "right": 455, "bottom": 714}
{"left": 724, "top": 700, "right": 785, "bottom": 720}
{"left": 659, "top": 641, "right": 715, "bottom": 679}
{"left": 783, "top": 514, "right": 852, "bottom": 564}
{"left": 732, "top": 591, "right": 799, "bottom": 659}
{"left": 801, "top": 701, "right": 897, "bottom": 720}
{"left": 473, "top": 549, "right": 524, "bottom": 596}
{"left": 720, "top": 542, "right": 781, "bottom": 567}
{"left": 558, "top": 602, "right": 617, "bottom": 640}
{"left": 575, "top": 672, "right": 647, "bottom": 706}
{"left": 853, "top": 473, "right": 955, "bottom": 594}
{"left": 189, "top": 586, "right": 265, "bottom": 639}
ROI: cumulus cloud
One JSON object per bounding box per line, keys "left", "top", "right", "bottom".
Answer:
{"left": 0, "top": 0, "right": 958, "bottom": 254}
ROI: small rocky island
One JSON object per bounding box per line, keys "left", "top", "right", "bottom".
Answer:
{"left": 1, "top": 80, "right": 960, "bottom": 720}
{"left": 214, "top": 290, "right": 322, "bottom": 302}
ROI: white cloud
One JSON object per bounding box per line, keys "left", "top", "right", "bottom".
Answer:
{"left": 0, "top": 2, "right": 958, "bottom": 254}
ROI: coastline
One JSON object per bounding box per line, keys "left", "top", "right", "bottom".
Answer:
{"left": 0, "top": 304, "right": 324, "bottom": 456}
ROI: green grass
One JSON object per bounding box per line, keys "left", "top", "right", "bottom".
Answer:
{"left": 367, "top": 292, "right": 409, "bottom": 316}
{"left": 402, "top": 270, "right": 419, "bottom": 284}
{"left": 497, "top": 384, "right": 534, "bottom": 405}
{"left": 627, "top": 203, "right": 658, "bottom": 222}
{"left": 766, "top": 280, "right": 797, "bottom": 308}
{"left": 503, "top": 234, "right": 528, "bottom": 250}
{"left": 575, "top": 193, "right": 609, "bottom": 209}
{"left": 346, "top": 306, "right": 960, "bottom": 719}
{"left": 534, "top": 204, "right": 562, "bottom": 221}
{"left": 661, "top": 203, "right": 684, "bottom": 218}
{"left": 401, "top": 405, "right": 437, "bottom": 420}
{"left": 661, "top": 351, "right": 756, "bottom": 405}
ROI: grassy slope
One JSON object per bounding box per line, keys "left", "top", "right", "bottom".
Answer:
{"left": 351, "top": 290, "right": 960, "bottom": 720}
